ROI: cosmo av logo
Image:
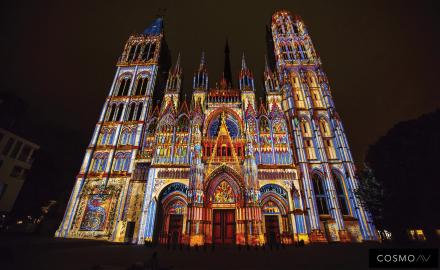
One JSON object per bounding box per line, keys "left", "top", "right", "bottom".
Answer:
{"left": 369, "top": 248, "right": 438, "bottom": 268}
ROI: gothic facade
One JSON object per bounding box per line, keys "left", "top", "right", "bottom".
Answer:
{"left": 56, "top": 10, "right": 378, "bottom": 245}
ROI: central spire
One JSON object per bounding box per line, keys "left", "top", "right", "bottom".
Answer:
{"left": 223, "top": 39, "right": 233, "bottom": 88}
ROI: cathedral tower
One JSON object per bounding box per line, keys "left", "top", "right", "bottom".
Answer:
{"left": 271, "top": 10, "right": 377, "bottom": 241}
{"left": 56, "top": 18, "right": 167, "bottom": 241}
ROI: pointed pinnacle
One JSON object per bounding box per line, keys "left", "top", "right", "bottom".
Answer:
{"left": 241, "top": 52, "right": 247, "bottom": 70}
{"left": 174, "top": 52, "right": 181, "bottom": 72}
{"left": 264, "top": 55, "right": 270, "bottom": 72}
{"left": 199, "top": 51, "right": 206, "bottom": 69}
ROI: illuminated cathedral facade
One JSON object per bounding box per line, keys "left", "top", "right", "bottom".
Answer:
{"left": 56, "top": 10, "right": 378, "bottom": 245}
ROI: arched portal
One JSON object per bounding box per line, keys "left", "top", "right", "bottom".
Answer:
{"left": 154, "top": 183, "right": 188, "bottom": 245}
{"left": 260, "top": 184, "right": 292, "bottom": 245}
{"left": 204, "top": 168, "right": 244, "bottom": 244}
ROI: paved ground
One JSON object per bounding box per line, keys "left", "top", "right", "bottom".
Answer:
{"left": 0, "top": 234, "right": 437, "bottom": 270}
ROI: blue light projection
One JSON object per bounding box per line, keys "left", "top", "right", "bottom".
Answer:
{"left": 209, "top": 117, "right": 239, "bottom": 138}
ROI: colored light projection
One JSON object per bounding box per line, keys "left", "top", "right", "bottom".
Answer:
{"left": 246, "top": 116, "right": 260, "bottom": 161}
{"left": 169, "top": 200, "right": 185, "bottom": 215}
{"left": 260, "top": 184, "right": 288, "bottom": 200}
{"left": 209, "top": 116, "right": 239, "bottom": 138}
{"left": 262, "top": 200, "right": 281, "bottom": 214}
{"left": 259, "top": 116, "right": 273, "bottom": 164}
{"left": 174, "top": 116, "right": 190, "bottom": 164}
{"left": 80, "top": 194, "right": 112, "bottom": 231}
{"left": 213, "top": 181, "right": 235, "bottom": 203}
{"left": 161, "top": 182, "right": 188, "bottom": 198}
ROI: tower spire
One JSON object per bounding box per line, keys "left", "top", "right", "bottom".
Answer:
{"left": 174, "top": 52, "right": 181, "bottom": 72}
{"left": 264, "top": 54, "right": 270, "bottom": 73}
{"left": 241, "top": 52, "right": 247, "bottom": 70}
{"left": 193, "top": 51, "right": 208, "bottom": 91}
{"left": 239, "top": 52, "right": 254, "bottom": 91}
{"left": 199, "top": 51, "right": 206, "bottom": 69}
{"left": 223, "top": 39, "right": 233, "bottom": 87}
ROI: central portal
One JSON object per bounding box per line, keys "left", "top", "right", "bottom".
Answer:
{"left": 212, "top": 209, "right": 236, "bottom": 244}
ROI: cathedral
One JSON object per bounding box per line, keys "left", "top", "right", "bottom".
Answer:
{"left": 56, "top": 10, "right": 378, "bottom": 245}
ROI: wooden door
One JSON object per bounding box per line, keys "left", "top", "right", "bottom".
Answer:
{"left": 168, "top": 214, "right": 183, "bottom": 244}
{"left": 213, "top": 209, "right": 236, "bottom": 244}
{"left": 265, "top": 215, "right": 280, "bottom": 245}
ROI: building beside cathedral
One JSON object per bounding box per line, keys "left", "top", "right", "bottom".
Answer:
{"left": 56, "top": 10, "right": 378, "bottom": 245}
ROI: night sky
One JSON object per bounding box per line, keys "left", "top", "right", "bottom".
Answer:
{"left": 1, "top": 0, "right": 440, "bottom": 168}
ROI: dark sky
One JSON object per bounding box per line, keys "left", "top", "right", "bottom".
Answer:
{"left": 1, "top": 0, "right": 440, "bottom": 167}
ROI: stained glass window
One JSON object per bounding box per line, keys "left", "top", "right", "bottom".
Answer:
{"left": 213, "top": 181, "right": 235, "bottom": 203}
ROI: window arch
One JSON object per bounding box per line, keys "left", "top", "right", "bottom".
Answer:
{"left": 290, "top": 73, "right": 306, "bottom": 108}
{"left": 92, "top": 153, "right": 101, "bottom": 172}
{"left": 332, "top": 172, "right": 350, "bottom": 215}
{"left": 120, "top": 128, "right": 137, "bottom": 145}
{"left": 132, "top": 44, "right": 141, "bottom": 61}
{"left": 307, "top": 72, "right": 324, "bottom": 108}
{"left": 123, "top": 153, "right": 131, "bottom": 171}
{"left": 141, "top": 42, "right": 156, "bottom": 61}
{"left": 113, "top": 152, "right": 130, "bottom": 172}
{"left": 115, "top": 77, "right": 132, "bottom": 96}
{"left": 127, "top": 45, "right": 136, "bottom": 61}
{"left": 127, "top": 103, "right": 136, "bottom": 121}
{"left": 99, "top": 129, "right": 108, "bottom": 145}
{"left": 295, "top": 42, "right": 305, "bottom": 60}
{"left": 312, "top": 174, "right": 329, "bottom": 215}
{"left": 319, "top": 119, "right": 331, "bottom": 137}
{"left": 135, "top": 103, "right": 143, "bottom": 120}
{"left": 324, "top": 139, "right": 337, "bottom": 159}
{"left": 107, "top": 104, "right": 116, "bottom": 121}
{"left": 120, "top": 129, "right": 129, "bottom": 145}
{"left": 134, "top": 77, "right": 149, "bottom": 96}
{"left": 300, "top": 119, "right": 312, "bottom": 137}
{"left": 122, "top": 78, "right": 131, "bottom": 96}
{"left": 115, "top": 104, "right": 124, "bottom": 121}
{"left": 292, "top": 190, "right": 301, "bottom": 209}
{"left": 92, "top": 153, "right": 108, "bottom": 172}
{"left": 108, "top": 129, "right": 115, "bottom": 144}
{"left": 113, "top": 153, "right": 123, "bottom": 171}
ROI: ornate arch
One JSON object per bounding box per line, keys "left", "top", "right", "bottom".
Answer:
{"left": 158, "top": 113, "right": 175, "bottom": 131}
{"left": 260, "top": 184, "right": 289, "bottom": 216}
{"left": 310, "top": 168, "right": 326, "bottom": 180}
{"left": 157, "top": 182, "right": 188, "bottom": 203}
{"left": 317, "top": 116, "right": 332, "bottom": 137}
{"left": 203, "top": 108, "right": 244, "bottom": 137}
{"left": 118, "top": 71, "right": 133, "bottom": 81}
{"left": 204, "top": 166, "right": 244, "bottom": 206}
{"left": 135, "top": 70, "right": 151, "bottom": 80}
